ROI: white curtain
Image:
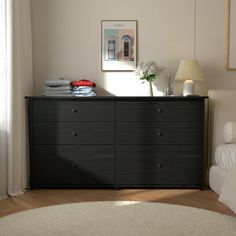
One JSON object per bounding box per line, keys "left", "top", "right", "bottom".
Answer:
{"left": 0, "top": 0, "right": 33, "bottom": 198}
{"left": 0, "top": 0, "right": 8, "bottom": 199}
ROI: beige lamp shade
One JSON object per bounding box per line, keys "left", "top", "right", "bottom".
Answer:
{"left": 174, "top": 60, "right": 204, "bottom": 81}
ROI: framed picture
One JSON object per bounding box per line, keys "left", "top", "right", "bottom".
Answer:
{"left": 101, "top": 20, "right": 137, "bottom": 71}
{"left": 227, "top": 0, "right": 236, "bottom": 70}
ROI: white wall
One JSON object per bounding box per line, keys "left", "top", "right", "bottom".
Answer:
{"left": 31, "top": 0, "right": 236, "bottom": 96}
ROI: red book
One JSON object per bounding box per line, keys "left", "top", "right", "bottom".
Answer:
{"left": 71, "top": 80, "right": 96, "bottom": 87}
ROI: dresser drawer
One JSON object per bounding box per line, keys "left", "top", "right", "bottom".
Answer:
{"left": 117, "top": 101, "right": 202, "bottom": 122}
{"left": 117, "top": 122, "right": 201, "bottom": 144}
{"left": 31, "top": 145, "right": 115, "bottom": 186}
{"left": 33, "top": 122, "right": 115, "bottom": 144}
{"left": 27, "top": 96, "right": 207, "bottom": 189}
{"left": 33, "top": 100, "right": 115, "bottom": 121}
{"left": 117, "top": 145, "right": 200, "bottom": 159}
{"left": 117, "top": 145, "right": 200, "bottom": 186}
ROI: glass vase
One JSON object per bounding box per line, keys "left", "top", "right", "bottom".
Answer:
{"left": 165, "top": 86, "right": 174, "bottom": 96}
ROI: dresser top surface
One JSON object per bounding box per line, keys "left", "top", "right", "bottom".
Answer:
{"left": 25, "top": 96, "right": 208, "bottom": 101}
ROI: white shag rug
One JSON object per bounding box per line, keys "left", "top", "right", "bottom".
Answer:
{"left": 0, "top": 201, "right": 236, "bottom": 236}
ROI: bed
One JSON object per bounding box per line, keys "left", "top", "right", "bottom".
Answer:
{"left": 208, "top": 89, "right": 236, "bottom": 213}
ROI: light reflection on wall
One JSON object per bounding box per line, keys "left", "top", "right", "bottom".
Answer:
{"left": 103, "top": 72, "right": 165, "bottom": 96}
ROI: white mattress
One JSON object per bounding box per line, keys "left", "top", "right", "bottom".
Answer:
{"left": 209, "top": 165, "right": 228, "bottom": 195}
{"left": 215, "top": 144, "right": 236, "bottom": 171}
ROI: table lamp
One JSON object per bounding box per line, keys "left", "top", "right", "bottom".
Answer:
{"left": 174, "top": 60, "right": 204, "bottom": 96}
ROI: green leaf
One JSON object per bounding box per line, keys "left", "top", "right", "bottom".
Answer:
{"left": 147, "top": 75, "right": 156, "bottom": 82}
{"left": 140, "top": 76, "right": 147, "bottom": 80}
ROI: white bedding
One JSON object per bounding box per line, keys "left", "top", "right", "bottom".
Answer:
{"left": 219, "top": 163, "right": 236, "bottom": 214}
{"left": 214, "top": 144, "right": 236, "bottom": 214}
{"left": 215, "top": 144, "right": 236, "bottom": 171}
{"left": 209, "top": 165, "right": 228, "bottom": 195}
{"left": 208, "top": 90, "right": 236, "bottom": 214}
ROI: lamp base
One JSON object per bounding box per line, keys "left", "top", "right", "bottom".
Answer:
{"left": 183, "top": 80, "right": 195, "bottom": 96}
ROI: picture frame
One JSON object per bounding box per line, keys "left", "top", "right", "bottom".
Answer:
{"left": 101, "top": 20, "right": 137, "bottom": 71}
{"left": 226, "top": 0, "right": 236, "bottom": 70}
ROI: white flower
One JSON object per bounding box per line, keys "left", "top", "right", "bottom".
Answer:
{"left": 136, "top": 61, "right": 165, "bottom": 82}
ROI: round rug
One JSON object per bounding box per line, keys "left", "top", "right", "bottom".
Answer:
{"left": 0, "top": 201, "right": 235, "bottom": 236}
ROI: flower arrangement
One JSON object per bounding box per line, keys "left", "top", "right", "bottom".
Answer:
{"left": 136, "top": 61, "right": 164, "bottom": 82}
{"left": 136, "top": 61, "right": 164, "bottom": 96}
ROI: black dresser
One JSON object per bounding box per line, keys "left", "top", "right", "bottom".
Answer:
{"left": 26, "top": 96, "right": 208, "bottom": 189}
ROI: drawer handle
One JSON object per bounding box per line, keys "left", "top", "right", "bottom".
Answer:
{"left": 157, "top": 108, "right": 163, "bottom": 113}
{"left": 71, "top": 108, "right": 77, "bottom": 113}
{"left": 71, "top": 163, "right": 78, "bottom": 168}
{"left": 71, "top": 131, "right": 78, "bottom": 136}
{"left": 156, "top": 132, "right": 162, "bottom": 136}
{"left": 156, "top": 163, "right": 162, "bottom": 168}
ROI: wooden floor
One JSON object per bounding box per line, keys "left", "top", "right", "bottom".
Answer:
{"left": 0, "top": 189, "right": 235, "bottom": 218}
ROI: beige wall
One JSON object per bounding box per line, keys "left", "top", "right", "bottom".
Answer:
{"left": 31, "top": 0, "right": 236, "bottom": 96}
